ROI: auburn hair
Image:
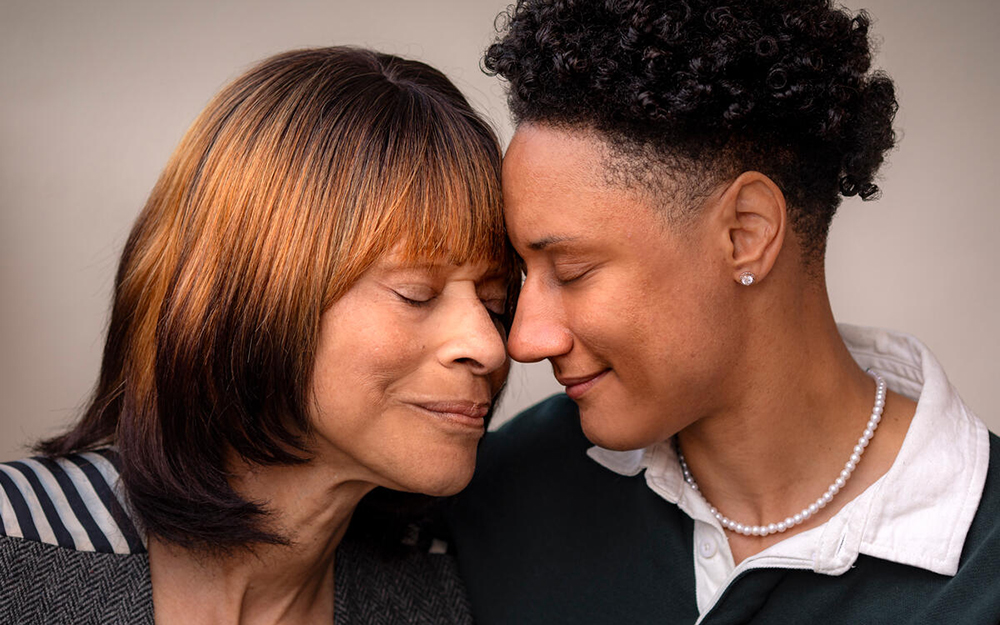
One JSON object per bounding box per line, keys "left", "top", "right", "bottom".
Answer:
{"left": 38, "top": 47, "right": 513, "bottom": 550}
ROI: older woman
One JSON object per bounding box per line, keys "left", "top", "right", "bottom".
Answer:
{"left": 447, "top": 1, "right": 1000, "bottom": 624}
{"left": 0, "top": 47, "right": 516, "bottom": 624}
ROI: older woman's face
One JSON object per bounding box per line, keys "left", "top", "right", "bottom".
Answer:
{"left": 309, "top": 252, "right": 509, "bottom": 496}
{"left": 503, "top": 124, "right": 739, "bottom": 451}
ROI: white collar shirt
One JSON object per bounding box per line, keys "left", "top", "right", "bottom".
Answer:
{"left": 587, "top": 324, "right": 991, "bottom": 622}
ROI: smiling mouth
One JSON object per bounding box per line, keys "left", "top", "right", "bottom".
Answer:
{"left": 410, "top": 400, "right": 489, "bottom": 431}
{"left": 557, "top": 369, "right": 610, "bottom": 400}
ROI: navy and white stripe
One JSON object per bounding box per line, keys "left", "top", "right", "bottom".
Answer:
{"left": 0, "top": 450, "right": 145, "bottom": 555}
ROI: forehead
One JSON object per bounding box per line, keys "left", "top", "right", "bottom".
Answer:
{"left": 503, "top": 124, "right": 604, "bottom": 196}
{"left": 502, "top": 125, "right": 658, "bottom": 248}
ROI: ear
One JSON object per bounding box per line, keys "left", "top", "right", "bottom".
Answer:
{"left": 715, "top": 171, "right": 787, "bottom": 285}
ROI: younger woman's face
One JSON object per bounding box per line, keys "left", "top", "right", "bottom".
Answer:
{"left": 502, "top": 124, "right": 739, "bottom": 451}
{"left": 308, "top": 251, "right": 510, "bottom": 496}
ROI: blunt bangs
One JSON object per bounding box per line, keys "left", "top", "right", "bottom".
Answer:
{"left": 382, "top": 99, "right": 507, "bottom": 267}
{"left": 317, "top": 58, "right": 513, "bottom": 306}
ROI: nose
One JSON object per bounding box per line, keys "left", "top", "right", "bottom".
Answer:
{"left": 438, "top": 297, "right": 509, "bottom": 376}
{"left": 507, "top": 276, "right": 572, "bottom": 363}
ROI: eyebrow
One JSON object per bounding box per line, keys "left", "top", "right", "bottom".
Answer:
{"left": 528, "top": 235, "right": 576, "bottom": 251}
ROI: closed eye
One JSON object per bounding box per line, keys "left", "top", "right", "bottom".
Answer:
{"left": 393, "top": 289, "right": 436, "bottom": 307}
{"left": 552, "top": 260, "right": 603, "bottom": 286}
{"left": 554, "top": 267, "right": 593, "bottom": 286}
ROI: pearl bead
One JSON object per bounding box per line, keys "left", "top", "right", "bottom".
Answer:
{"left": 835, "top": 476, "right": 846, "bottom": 489}
{"left": 845, "top": 460, "right": 856, "bottom": 471}
{"left": 840, "top": 469, "right": 850, "bottom": 480}
{"left": 854, "top": 444, "right": 864, "bottom": 455}
{"left": 784, "top": 517, "right": 794, "bottom": 528}
{"left": 850, "top": 453, "right": 861, "bottom": 464}
{"left": 776, "top": 521, "right": 786, "bottom": 532}
{"left": 793, "top": 513, "right": 803, "bottom": 524}
{"left": 808, "top": 503, "right": 819, "bottom": 515}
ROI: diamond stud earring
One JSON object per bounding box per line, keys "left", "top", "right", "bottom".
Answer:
{"left": 739, "top": 271, "right": 756, "bottom": 286}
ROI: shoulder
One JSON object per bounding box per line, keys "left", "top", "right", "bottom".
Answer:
{"left": 880, "top": 432, "right": 1000, "bottom": 622}
{"left": 448, "top": 391, "right": 658, "bottom": 555}
{"left": 0, "top": 534, "right": 152, "bottom": 623}
{"left": 334, "top": 534, "right": 472, "bottom": 625}
{"left": 968, "top": 431, "right": 1000, "bottom": 532}
{"left": 477, "top": 393, "right": 588, "bottom": 475}
{"left": 447, "top": 396, "right": 694, "bottom": 624}
{"left": 969, "top": 432, "right": 1000, "bottom": 537}
{"left": 0, "top": 450, "right": 145, "bottom": 555}
{"left": 452, "top": 393, "right": 620, "bottom": 517}
{"left": 952, "top": 433, "right": 1000, "bottom": 584}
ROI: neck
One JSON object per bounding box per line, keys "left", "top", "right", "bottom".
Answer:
{"left": 676, "top": 274, "right": 915, "bottom": 561}
{"left": 149, "top": 457, "right": 375, "bottom": 625}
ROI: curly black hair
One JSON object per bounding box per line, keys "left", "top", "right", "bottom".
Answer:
{"left": 485, "top": 0, "right": 898, "bottom": 260}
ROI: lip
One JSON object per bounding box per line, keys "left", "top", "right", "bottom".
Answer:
{"left": 557, "top": 369, "right": 610, "bottom": 400}
{"left": 409, "top": 400, "right": 489, "bottom": 431}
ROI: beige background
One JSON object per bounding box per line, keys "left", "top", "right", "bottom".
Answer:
{"left": 1, "top": 0, "right": 997, "bottom": 460}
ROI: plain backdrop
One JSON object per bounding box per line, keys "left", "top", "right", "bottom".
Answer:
{"left": 1, "top": 0, "right": 998, "bottom": 460}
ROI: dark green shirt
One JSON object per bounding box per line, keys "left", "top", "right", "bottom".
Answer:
{"left": 447, "top": 394, "right": 1000, "bottom": 624}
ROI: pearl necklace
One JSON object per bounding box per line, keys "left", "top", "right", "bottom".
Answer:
{"left": 677, "top": 370, "right": 887, "bottom": 537}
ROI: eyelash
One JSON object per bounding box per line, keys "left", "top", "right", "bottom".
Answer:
{"left": 395, "top": 291, "right": 506, "bottom": 320}
{"left": 395, "top": 292, "right": 434, "bottom": 307}
{"left": 553, "top": 260, "right": 601, "bottom": 287}
{"left": 554, "top": 269, "right": 589, "bottom": 286}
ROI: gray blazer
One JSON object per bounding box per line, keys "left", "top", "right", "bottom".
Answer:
{"left": 0, "top": 452, "right": 473, "bottom": 624}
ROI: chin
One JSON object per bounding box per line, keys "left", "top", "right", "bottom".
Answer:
{"left": 402, "top": 467, "right": 475, "bottom": 497}
{"left": 386, "top": 443, "right": 478, "bottom": 497}
{"left": 578, "top": 404, "right": 664, "bottom": 451}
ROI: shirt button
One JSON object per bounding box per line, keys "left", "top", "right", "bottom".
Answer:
{"left": 699, "top": 540, "right": 717, "bottom": 559}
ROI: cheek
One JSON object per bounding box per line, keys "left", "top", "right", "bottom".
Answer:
{"left": 561, "top": 276, "right": 637, "bottom": 352}
{"left": 310, "top": 306, "right": 425, "bottom": 427}
{"left": 581, "top": 267, "right": 733, "bottom": 386}
{"left": 564, "top": 266, "right": 680, "bottom": 358}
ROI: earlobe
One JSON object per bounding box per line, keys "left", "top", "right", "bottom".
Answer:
{"left": 725, "top": 172, "right": 786, "bottom": 285}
